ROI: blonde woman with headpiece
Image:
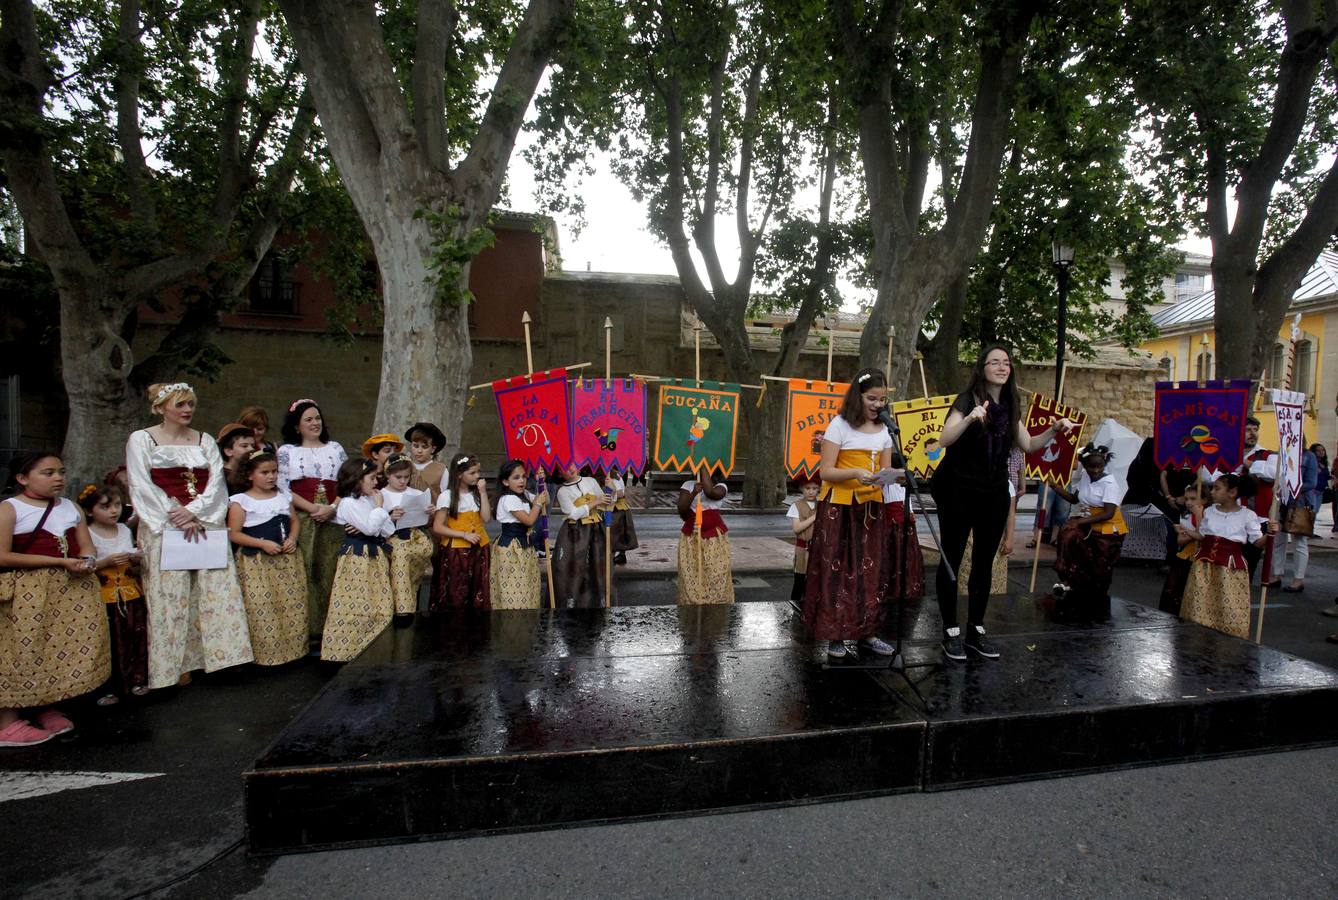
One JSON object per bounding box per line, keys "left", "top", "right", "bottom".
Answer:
{"left": 125, "top": 382, "right": 252, "bottom": 688}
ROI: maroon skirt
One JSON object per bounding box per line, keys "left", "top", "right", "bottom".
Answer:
{"left": 1055, "top": 527, "right": 1124, "bottom": 597}
{"left": 104, "top": 600, "right": 148, "bottom": 696}
{"left": 802, "top": 499, "right": 888, "bottom": 641}
{"left": 885, "top": 502, "right": 925, "bottom": 600}
{"left": 433, "top": 545, "right": 491, "bottom": 611}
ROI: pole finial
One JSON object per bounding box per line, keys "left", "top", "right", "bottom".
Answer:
{"left": 522, "top": 310, "right": 532, "bottom": 324}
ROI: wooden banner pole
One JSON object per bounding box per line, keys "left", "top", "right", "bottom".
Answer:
{"left": 694, "top": 320, "right": 702, "bottom": 384}
{"left": 522, "top": 310, "right": 534, "bottom": 376}
{"left": 1029, "top": 368, "right": 1069, "bottom": 592}
{"left": 469, "top": 361, "right": 592, "bottom": 391}
{"left": 915, "top": 352, "right": 929, "bottom": 400}
{"left": 826, "top": 320, "right": 834, "bottom": 384}
{"left": 604, "top": 317, "right": 614, "bottom": 608}
{"left": 885, "top": 325, "right": 894, "bottom": 383}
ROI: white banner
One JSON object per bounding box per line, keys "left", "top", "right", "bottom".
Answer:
{"left": 1269, "top": 389, "right": 1306, "bottom": 500}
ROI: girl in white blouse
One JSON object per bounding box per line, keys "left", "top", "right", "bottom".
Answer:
{"left": 321, "top": 459, "right": 396, "bottom": 661}
{"left": 1178, "top": 472, "right": 1277, "bottom": 639}
{"left": 491, "top": 460, "right": 549, "bottom": 609}
{"left": 432, "top": 453, "right": 493, "bottom": 610}
{"left": 380, "top": 453, "right": 435, "bottom": 616}
{"left": 553, "top": 462, "right": 611, "bottom": 608}
{"left": 227, "top": 450, "right": 307, "bottom": 666}
{"left": 1048, "top": 444, "right": 1128, "bottom": 621}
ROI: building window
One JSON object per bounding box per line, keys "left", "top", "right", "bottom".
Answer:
{"left": 249, "top": 253, "right": 299, "bottom": 315}
{"left": 1195, "top": 350, "right": 1213, "bottom": 382}
{"left": 1175, "top": 273, "right": 1205, "bottom": 301}
{"left": 1266, "top": 338, "right": 1316, "bottom": 395}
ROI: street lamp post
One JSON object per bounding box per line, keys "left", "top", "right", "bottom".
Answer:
{"left": 1052, "top": 240, "right": 1075, "bottom": 397}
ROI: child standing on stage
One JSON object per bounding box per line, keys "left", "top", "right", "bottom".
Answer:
{"left": 81, "top": 483, "right": 148, "bottom": 706}
{"left": 1048, "top": 444, "right": 1128, "bottom": 621}
{"left": 227, "top": 450, "right": 308, "bottom": 666}
{"left": 362, "top": 433, "right": 405, "bottom": 474}
{"left": 0, "top": 453, "right": 108, "bottom": 747}
{"left": 676, "top": 469, "right": 733, "bottom": 605}
{"left": 217, "top": 423, "right": 256, "bottom": 493}
{"left": 603, "top": 467, "right": 638, "bottom": 565}
{"left": 553, "top": 463, "right": 610, "bottom": 607}
{"left": 433, "top": 453, "right": 492, "bottom": 610}
{"left": 1160, "top": 482, "right": 1203, "bottom": 616}
{"left": 884, "top": 478, "right": 926, "bottom": 602}
{"left": 381, "top": 453, "right": 435, "bottom": 616}
{"left": 1178, "top": 473, "right": 1276, "bottom": 639}
{"left": 491, "top": 460, "right": 548, "bottom": 609}
{"left": 802, "top": 369, "right": 897, "bottom": 658}
{"left": 405, "top": 422, "right": 447, "bottom": 504}
{"left": 322, "top": 459, "right": 396, "bottom": 661}
{"left": 787, "top": 479, "right": 819, "bottom": 605}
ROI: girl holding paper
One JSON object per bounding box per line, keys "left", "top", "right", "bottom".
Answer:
{"left": 381, "top": 453, "right": 435, "bottom": 616}
{"left": 126, "top": 382, "right": 252, "bottom": 689}
{"left": 553, "top": 461, "right": 610, "bottom": 608}
{"left": 676, "top": 467, "right": 732, "bottom": 605}
{"left": 802, "top": 368, "right": 898, "bottom": 659}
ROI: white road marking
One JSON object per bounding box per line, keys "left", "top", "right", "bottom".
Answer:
{"left": 0, "top": 770, "right": 164, "bottom": 803}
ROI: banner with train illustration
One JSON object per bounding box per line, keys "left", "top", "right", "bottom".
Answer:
{"left": 492, "top": 367, "right": 575, "bottom": 472}
{"left": 1023, "top": 393, "right": 1088, "bottom": 487}
{"left": 1153, "top": 380, "right": 1251, "bottom": 473}
{"left": 891, "top": 395, "right": 955, "bottom": 478}
{"left": 570, "top": 377, "right": 648, "bottom": 476}
{"left": 653, "top": 380, "right": 741, "bottom": 477}
{"left": 783, "top": 378, "right": 848, "bottom": 479}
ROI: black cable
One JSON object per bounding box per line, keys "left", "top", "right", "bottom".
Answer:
{"left": 119, "top": 836, "right": 244, "bottom": 900}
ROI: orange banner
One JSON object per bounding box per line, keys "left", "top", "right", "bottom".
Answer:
{"left": 783, "top": 378, "right": 848, "bottom": 479}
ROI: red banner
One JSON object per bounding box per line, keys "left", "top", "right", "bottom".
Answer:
{"left": 1023, "top": 393, "right": 1088, "bottom": 487}
{"left": 493, "top": 368, "right": 574, "bottom": 472}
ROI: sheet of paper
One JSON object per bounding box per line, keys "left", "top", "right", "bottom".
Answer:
{"left": 872, "top": 468, "right": 903, "bottom": 486}
{"left": 392, "top": 492, "right": 432, "bottom": 530}
{"left": 159, "top": 528, "right": 230, "bottom": 571}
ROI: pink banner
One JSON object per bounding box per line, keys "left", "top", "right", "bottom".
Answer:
{"left": 493, "top": 367, "right": 574, "bottom": 472}
{"left": 570, "top": 378, "right": 648, "bottom": 475}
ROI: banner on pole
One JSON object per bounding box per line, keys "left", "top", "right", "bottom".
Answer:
{"left": 1153, "top": 380, "right": 1252, "bottom": 473}
{"left": 492, "top": 367, "right": 574, "bottom": 472}
{"left": 570, "top": 377, "right": 649, "bottom": 476}
{"left": 891, "top": 395, "right": 955, "bottom": 478}
{"left": 1270, "top": 388, "right": 1306, "bottom": 500}
{"left": 1023, "top": 393, "right": 1088, "bottom": 487}
{"left": 653, "top": 380, "right": 741, "bottom": 477}
{"left": 783, "top": 378, "right": 848, "bottom": 479}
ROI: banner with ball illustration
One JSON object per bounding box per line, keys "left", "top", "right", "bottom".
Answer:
{"left": 1153, "top": 380, "right": 1252, "bottom": 473}
{"left": 653, "top": 380, "right": 741, "bottom": 477}
{"left": 492, "top": 367, "right": 575, "bottom": 473}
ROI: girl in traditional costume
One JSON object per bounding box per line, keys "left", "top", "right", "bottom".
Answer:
{"left": 675, "top": 469, "right": 732, "bottom": 605}
{"left": 802, "top": 369, "right": 897, "bottom": 658}
{"left": 787, "top": 479, "right": 819, "bottom": 605}
{"left": 0, "top": 453, "right": 109, "bottom": 746}
{"left": 1048, "top": 444, "right": 1128, "bottom": 621}
{"left": 1178, "top": 473, "right": 1276, "bottom": 639}
{"left": 604, "top": 467, "right": 638, "bottom": 565}
{"left": 381, "top": 453, "right": 434, "bottom": 616}
{"left": 227, "top": 450, "right": 308, "bottom": 666}
{"left": 321, "top": 459, "right": 396, "bottom": 661}
{"left": 491, "top": 460, "right": 547, "bottom": 609}
{"left": 1160, "top": 482, "right": 1203, "bottom": 616}
{"left": 432, "top": 453, "right": 492, "bottom": 610}
{"left": 553, "top": 462, "right": 611, "bottom": 608}
{"left": 276, "top": 398, "right": 346, "bottom": 643}
{"left": 81, "top": 483, "right": 148, "bottom": 705}
{"left": 126, "top": 382, "right": 253, "bottom": 688}
{"left": 405, "top": 421, "right": 447, "bottom": 504}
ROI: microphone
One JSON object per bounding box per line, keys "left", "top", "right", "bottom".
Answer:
{"left": 876, "top": 407, "right": 900, "bottom": 435}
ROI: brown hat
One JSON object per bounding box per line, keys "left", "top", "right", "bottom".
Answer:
{"left": 217, "top": 422, "right": 255, "bottom": 447}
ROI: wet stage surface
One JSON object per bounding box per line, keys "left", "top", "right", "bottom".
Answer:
{"left": 246, "top": 598, "right": 1338, "bottom": 854}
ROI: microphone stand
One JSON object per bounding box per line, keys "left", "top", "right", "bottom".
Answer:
{"left": 825, "top": 409, "right": 954, "bottom": 711}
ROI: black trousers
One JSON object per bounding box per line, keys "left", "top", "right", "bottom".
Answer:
{"left": 932, "top": 481, "right": 1010, "bottom": 630}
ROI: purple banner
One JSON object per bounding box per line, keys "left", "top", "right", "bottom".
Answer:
{"left": 570, "top": 378, "right": 648, "bottom": 476}
{"left": 1153, "top": 380, "right": 1251, "bottom": 473}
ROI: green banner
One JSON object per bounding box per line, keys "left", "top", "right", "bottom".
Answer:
{"left": 653, "top": 380, "right": 741, "bottom": 477}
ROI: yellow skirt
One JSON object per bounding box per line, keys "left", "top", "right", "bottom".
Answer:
{"left": 321, "top": 553, "right": 395, "bottom": 662}
{"left": 235, "top": 551, "right": 309, "bottom": 666}
{"left": 491, "top": 542, "right": 543, "bottom": 610}
{"left": 387, "top": 528, "right": 434, "bottom": 615}
{"left": 0, "top": 566, "right": 110, "bottom": 707}
{"left": 676, "top": 533, "right": 734, "bottom": 605}
{"left": 1181, "top": 560, "right": 1252, "bottom": 639}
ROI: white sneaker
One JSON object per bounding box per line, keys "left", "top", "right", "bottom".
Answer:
{"left": 861, "top": 636, "right": 896, "bottom": 656}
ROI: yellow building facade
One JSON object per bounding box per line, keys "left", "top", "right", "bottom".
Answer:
{"left": 1137, "top": 251, "right": 1338, "bottom": 454}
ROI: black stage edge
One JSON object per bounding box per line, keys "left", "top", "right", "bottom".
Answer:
{"left": 244, "top": 599, "right": 1338, "bottom": 854}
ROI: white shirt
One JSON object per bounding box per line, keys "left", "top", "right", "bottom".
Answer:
{"left": 786, "top": 501, "right": 816, "bottom": 520}
{"left": 680, "top": 480, "right": 725, "bottom": 510}
{"left": 496, "top": 492, "right": 536, "bottom": 524}
{"left": 276, "top": 442, "right": 348, "bottom": 494}
{"left": 229, "top": 491, "right": 293, "bottom": 528}
{"left": 437, "top": 490, "right": 481, "bottom": 513}
{"left": 381, "top": 486, "right": 429, "bottom": 511}
{"left": 1075, "top": 470, "right": 1120, "bottom": 516}
{"left": 125, "top": 430, "right": 229, "bottom": 532}
{"left": 89, "top": 522, "right": 135, "bottom": 557}
{"left": 607, "top": 476, "right": 626, "bottom": 496}
{"left": 1200, "top": 446, "right": 1275, "bottom": 485}
{"left": 821, "top": 415, "right": 894, "bottom": 454}
{"left": 335, "top": 495, "right": 394, "bottom": 538}
{"left": 5, "top": 496, "right": 82, "bottom": 538}
{"left": 884, "top": 482, "right": 907, "bottom": 503}
{"left": 557, "top": 476, "right": 605, "bottom": 520}
{"left": 1199, "top": 505, "right": 1263, "bottom": 545}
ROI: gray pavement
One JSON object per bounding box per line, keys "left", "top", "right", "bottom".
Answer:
{"left": 5, "top": 508, "right": 1338, "bottom": 899}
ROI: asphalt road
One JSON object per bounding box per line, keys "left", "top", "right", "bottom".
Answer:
{"left": 5, "top": 512, "right": 1338, "bottom": 899}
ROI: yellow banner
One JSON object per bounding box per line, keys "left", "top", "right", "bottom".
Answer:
{"left": 891, "top": 395, "right": 955, "bottom": 478}
{"left": 783, "top": 378, "right": 848, "bottom": 479}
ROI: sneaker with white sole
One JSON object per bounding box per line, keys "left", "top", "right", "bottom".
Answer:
{"left": 1322, "top": 602, "right": 1338, "bottom": 618}
{"left": 0, "top": 719, "right": 53, "bottom": 747}
{"left": 941, "top": 627, "right": 967, "bottom": 661}
{"left": 861, "top": 636, "right": 896, "bottom": 656}
{"left": 964, "top": 624, "right": 1000, "bottom": 659}
{"left": 827, "top": 640, "right": 848, "bottom": 659}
